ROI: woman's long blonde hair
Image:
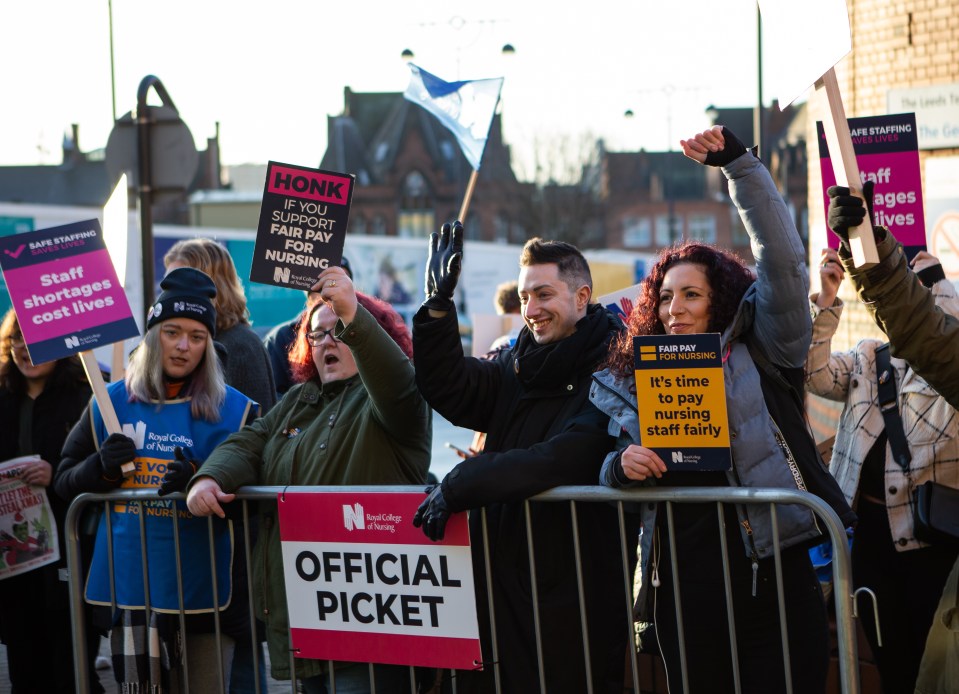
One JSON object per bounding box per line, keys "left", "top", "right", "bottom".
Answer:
{"left": 163, "top": 238, "right": 250, "bottom": 332}
{"left": 125, "top": 322, "right": 226, "bottom": 421}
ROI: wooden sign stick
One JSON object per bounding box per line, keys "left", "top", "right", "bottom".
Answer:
{"left": 111, "top": 342, "right": 126, "bottom": 382}
{"left": 817, "top": 67, "right": 880, "bottom": 267}
{"left": 79, "top": 350, "right": 135, "bottom": 477}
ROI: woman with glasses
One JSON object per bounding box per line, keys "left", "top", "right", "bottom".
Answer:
{"left": 187, "top": 265, "right": 431, "bottom": 693}
{"left": 0, "top": 309, "right": 105, "bottom": 693}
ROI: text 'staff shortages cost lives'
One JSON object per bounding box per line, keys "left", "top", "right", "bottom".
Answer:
{"left": 633, "top": 333, "right": 731, "bottom": 472}
{"left": 0, "top": 219, "right": 139, "bottom": 364}
{"left": 817, "top": 112, "right": 925, "bottom": 258}
{"left": 251, "top": 162, "right": 355, "bottom": 291}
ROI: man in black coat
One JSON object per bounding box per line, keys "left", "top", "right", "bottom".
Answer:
{"left": 412, "top": 223, "right": 634, "bottom": 694}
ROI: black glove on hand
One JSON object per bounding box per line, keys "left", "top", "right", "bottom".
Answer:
{"left": 412, "top": 484, "right": 451, "bottom": 542}
{"left": 827, "top": 181, "right": 875, "bottom": 242}
{"left": 99, "top": 433, "right": 137, "bottom": 480}
{"left": 703, "top": 126, "right": 749, "bottom": 167}
{"left": 158, "top": 446, "right": 198, "bottom": 496}
{"left": 423, "top": 221, "right": 464, "bottom": 313}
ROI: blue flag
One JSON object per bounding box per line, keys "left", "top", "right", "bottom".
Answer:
{"left": 403, "top": 64, "right": 504, "bottom": 170}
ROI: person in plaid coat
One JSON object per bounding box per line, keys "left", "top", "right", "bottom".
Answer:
{"left": 805, "top": 246, "right": 959, "bottom": 693}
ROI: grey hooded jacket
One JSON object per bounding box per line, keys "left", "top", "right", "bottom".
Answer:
{"left": 590, "top": 151, "right": 819, "bottom": 614}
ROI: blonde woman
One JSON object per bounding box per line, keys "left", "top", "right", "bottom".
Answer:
{"left": 55, "top": 268, "right": 258, "bottom": 692}
{"left": 164, "top": 237, "right": 276, "bottom": 413}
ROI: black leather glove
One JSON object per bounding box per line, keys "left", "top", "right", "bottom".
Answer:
{"left": 99, "top": 433, "right": 136, "bottom": 480}
{"left": 827, "top": 181, "right": 875, "bottom": 242}
{"left": 158, "top": 446, "right": 198, "bottom": 496}
{"left": 703, "top": 126, "right": 749, "bottom": 167}
{"left": 423, "top": 221, "right": 463, "bottom": 313}
{"left": 412, "top": 484, "right": 451, "bottom": 541}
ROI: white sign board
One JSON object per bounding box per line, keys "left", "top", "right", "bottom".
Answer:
{"left": 925, "top": 156, "right": 959, "bottom": 281}
{"left": 888, "top": 83, "right": 959, "bottom": 150}
{"left": 759, "top": 0, "right": 852, "bottom": 107}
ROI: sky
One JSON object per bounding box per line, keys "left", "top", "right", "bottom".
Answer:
{"left": 1, "top": 1, "right": 778, "bottom": 180}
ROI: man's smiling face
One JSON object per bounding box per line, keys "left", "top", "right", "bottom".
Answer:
{"left": 518, "top": 263, "right": 588, "bottom": 344}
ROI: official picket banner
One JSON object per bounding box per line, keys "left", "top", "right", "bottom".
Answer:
{"left": 0, "top": 456, "right": 60, "bottom": 580}
{"left": 251, "top": 162, "right": 355, "bottom": 291}
{"left": 0, "top": 219, "right": 139, "bottom": 365}
{"left": 818, "top": 112, "right": 926, "bottom": 258}
{"left": 633, "top": 333, "right": 731, "bottom": 471}
{"left": 278, "top": 491, "right": 482, "bottom": 670}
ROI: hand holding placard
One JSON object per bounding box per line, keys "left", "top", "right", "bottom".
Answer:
{"left": 79, "top": 352, "right": 134, "bottom": 477}
{"left": 817, "top": 69, "right": 879, "bottom": 267}
{"left": 633, "top": 334, "right": 731, "bottom": 472}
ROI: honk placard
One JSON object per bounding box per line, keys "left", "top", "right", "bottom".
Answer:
{"left": 634, "top": 333, "right": 731, "bottom": 471}
{"left": 251, "top": 162, "right": 355, "bottom": 291}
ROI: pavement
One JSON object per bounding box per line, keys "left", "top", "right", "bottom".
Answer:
{"left": 0, "top": 637, "right": 295, "bottom": 694}
{"left": 429, "top": 412, "right": 476, "bottom": 480}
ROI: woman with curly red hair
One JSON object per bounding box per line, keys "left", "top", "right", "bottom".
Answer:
{"left": 591, "top": 126, "right": 853, "bottom": 694}
{"left": 186, "top": 265, "right": 430, "bottom": 692}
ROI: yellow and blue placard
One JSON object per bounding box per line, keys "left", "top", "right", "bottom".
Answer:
{"left": 633, "top": 333, "right": 731, "bottom": 471}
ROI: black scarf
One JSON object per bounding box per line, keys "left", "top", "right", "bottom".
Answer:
{"left": 512, "top": 303, "right": 622, "bottom": 392}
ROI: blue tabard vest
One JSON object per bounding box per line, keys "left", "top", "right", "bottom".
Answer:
{"left": 85, "top": 381, "right": 254, "bottom": 612}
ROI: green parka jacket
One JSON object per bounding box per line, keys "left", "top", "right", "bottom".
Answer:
{"left": 840, "top": 227, "right": 959, "bottom": 409}
{"left": 194, "top": 304, "right": 431, "bottom": 681}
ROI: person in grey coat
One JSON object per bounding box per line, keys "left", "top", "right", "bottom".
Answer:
{"left": 591, "top": 126, "right": 851, "bottom": 694}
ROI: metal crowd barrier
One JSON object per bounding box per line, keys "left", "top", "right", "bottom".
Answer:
{"left": 64, "top": 485, "right": 859, "bottom": 694}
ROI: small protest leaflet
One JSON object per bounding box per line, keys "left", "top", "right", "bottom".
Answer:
{"left": 0, "top": 219, "right": 139, "bottom": 365}
{"left": 278, "top": 491, "right": 482, "bottom": 670}
{"left": 818, "top": 112, "right": 926, "bottom": 258}
{"left": 633, "top": 333, "right": 731, "bottom": 471}
{"left": 0, "top": 456, "right": 60, "bottom": 580}
{"left": 251, "top": 162, "right": 355, "bottom": 291}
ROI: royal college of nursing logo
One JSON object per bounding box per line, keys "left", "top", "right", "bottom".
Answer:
{"left": 670, "top": 450, "right": 700, "bottom": 464}
{"left": 343, "top": 502, "right": 365, "bottom": 531}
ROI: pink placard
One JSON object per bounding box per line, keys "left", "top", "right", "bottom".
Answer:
{"left": 278, "top": 491, "right": 482, "bottom": 670}
{"left": 0, "top": 219, "right": 139, "bottom": 364}
{"left": 817, "top": 113, "right": 926, "bottom": 253}
{"left": 4, "top": 250, "right": 131, "bottom": 342}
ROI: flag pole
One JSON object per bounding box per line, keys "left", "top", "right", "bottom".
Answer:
{"left": 457, "top": 169, "right": 480, "bottom": 223}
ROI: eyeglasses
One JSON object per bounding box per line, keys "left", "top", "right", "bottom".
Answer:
{"left": 307, "top": 329, "right": 339, "bottom": 347}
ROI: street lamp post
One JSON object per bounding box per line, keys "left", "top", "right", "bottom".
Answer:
{"left": 625, "top": 84, "right": 681, "bottom": 244}
{"left": 400, "top": 15, "right": 514, "bottom": 78}
{"left": 134, "top": 76, "right": 181, "bottom": 310}
{"left": 755, "top": 6, "right": 764, "bottom": 160}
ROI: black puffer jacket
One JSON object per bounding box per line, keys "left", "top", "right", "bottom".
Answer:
{"left": 413, "top": 302, "right": 636, "bottom": 694}
{"left": 0, "top": 363, "right": 91, "bottom": 617}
